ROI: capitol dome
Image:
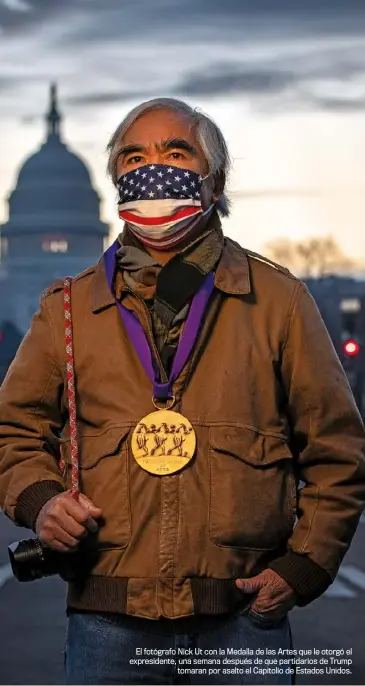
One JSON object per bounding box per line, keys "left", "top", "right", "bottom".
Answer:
{"left": 0, "top": 83, "right": 110, "bottom": 336}
{"left": 3, "top": 83, "right": 108, "bottom": 234}
{"left": 17, "top": 137, "right": 92, "bottom": 188}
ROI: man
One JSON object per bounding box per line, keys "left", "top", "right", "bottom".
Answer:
{"left": 0, "top": 97, "right": 364, "bottom": 686}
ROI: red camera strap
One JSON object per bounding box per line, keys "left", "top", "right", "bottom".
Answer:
{"left": 59, "top": 277, "right": 80, "bottom": 500}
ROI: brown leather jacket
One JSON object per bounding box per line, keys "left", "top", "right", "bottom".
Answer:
{"left": 1, "top": 236, "right": 365, "bottom": 620}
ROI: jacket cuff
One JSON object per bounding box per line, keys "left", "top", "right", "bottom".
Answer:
{"left": 14, "top": 480, "right": 66, "bottom": 532}
{"left": 268, "top": 549, "right": 332, "bottom": 606}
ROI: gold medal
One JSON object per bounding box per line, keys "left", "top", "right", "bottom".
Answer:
{"left": 131, "top": 409, "right": 196, "bottom": 475}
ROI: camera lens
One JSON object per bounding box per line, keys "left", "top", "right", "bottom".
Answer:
{"left": 8, "top": 535, "right": 100, "bottom": 582}
{"left": 8, "top": 538, "right": 58, "bottom": 581}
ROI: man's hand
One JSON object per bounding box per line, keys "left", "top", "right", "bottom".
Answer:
{"left": 236, "top": 569, "right": 297, "bottom": 621}
{"left": 35, "top": 490, "right": 103, "bottom": 553}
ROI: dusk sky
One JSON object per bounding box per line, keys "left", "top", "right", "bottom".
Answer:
{"left": 0, "top": 0, "right": 364, "bottom": 265}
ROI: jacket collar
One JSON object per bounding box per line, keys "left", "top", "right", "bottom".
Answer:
{"left": 92, "top": 255, "right": 116, "bottom": 313}
{"left": 215, "top": 238, "right": 251, "bottom": 295}
{"left": 92, "top": 231, "right": 251, "bottom": 314}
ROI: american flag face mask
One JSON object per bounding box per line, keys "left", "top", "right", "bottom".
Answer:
{"left": 117, "top": 163, "right": 214, "bottom": 250}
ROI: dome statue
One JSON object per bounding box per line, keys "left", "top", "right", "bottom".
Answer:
{"left": 0, "top": 83, "right": 110, "bottom": 334}
{"left": 3, "top": 84, "right": 109, "bottom": 235}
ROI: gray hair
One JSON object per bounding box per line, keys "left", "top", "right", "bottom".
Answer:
{"left": 106, "top": 97, "right": 232, "bottom": 217}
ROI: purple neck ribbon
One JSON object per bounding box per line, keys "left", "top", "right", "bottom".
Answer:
{"left": 103, "top": 239, "right": 215, "bottom": 403}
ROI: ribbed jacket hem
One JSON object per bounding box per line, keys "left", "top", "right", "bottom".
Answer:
{"left": 190, "top": 577, "right": 246, "bottom": 613}
{"left": 67, "top": 575, "right": 128, "bottom": 613}
{"left": 66, "top": 576, "right": 250, "bottom": 617}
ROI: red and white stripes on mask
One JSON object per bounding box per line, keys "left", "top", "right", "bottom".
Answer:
{"left": 117, "top": 163, "right": 213, "bottom": 251}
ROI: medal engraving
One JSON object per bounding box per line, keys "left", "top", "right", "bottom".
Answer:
{"left": 131, "top": 410, "right": 196, "bottom": 475}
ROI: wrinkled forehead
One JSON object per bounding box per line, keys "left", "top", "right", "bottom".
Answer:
{"left": 110, "top": 107, "right": 210, "bottom": 180}
{"left": 120, "top": 108, "right": 199, "bottom": 147}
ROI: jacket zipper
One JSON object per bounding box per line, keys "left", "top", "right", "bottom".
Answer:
{"left": 122, "top": 286, "right": 169, "bottom": 385}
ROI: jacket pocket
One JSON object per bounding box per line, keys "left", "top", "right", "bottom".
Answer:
{"left": 60, "top": 425, "right": 132, "bottom": 549}
{"left": 208, "top": 425, "right": 297, "bottom": 550}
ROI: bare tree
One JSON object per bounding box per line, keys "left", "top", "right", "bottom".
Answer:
{"left": 264, "top": 239, "right": 296, "bottom": 268}
{"left": 265, "top": 236, "right": 358, "bottom": 278}
{"left": 312, "top": 237, "right": 356, "bottom": 277}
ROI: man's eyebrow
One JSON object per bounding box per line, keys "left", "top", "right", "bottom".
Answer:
{"left": 117, "top": 137, "right": 198, "bottom": 159}
{"left": 118, "top": 143, "right": 147, "bottom": 158}
{"left": 161, "top": 137, "right": 198, "bottom": 156}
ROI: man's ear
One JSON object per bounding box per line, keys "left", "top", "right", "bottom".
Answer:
{"left": 212, "top": 170, "right": 225, "bottom": 201}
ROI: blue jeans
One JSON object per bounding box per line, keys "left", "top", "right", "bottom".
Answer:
{"left": 64, "top": 608, "right": 295, "bottom": 685}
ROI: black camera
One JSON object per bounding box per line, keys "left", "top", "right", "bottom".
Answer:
{"left": 8, "top": 535, "right": 98, "bottom": 582}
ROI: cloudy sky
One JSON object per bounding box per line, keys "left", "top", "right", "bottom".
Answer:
{"left": 0, "top": 0, "right": 364, "bottom": 264}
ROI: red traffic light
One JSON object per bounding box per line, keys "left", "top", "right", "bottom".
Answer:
{"left": 343, "top": 339, "right": 360, "bottom": 357}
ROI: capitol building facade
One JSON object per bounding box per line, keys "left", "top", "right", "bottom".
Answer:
{"left": 0, "top": 84, "right": 110, "bottom": 335}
